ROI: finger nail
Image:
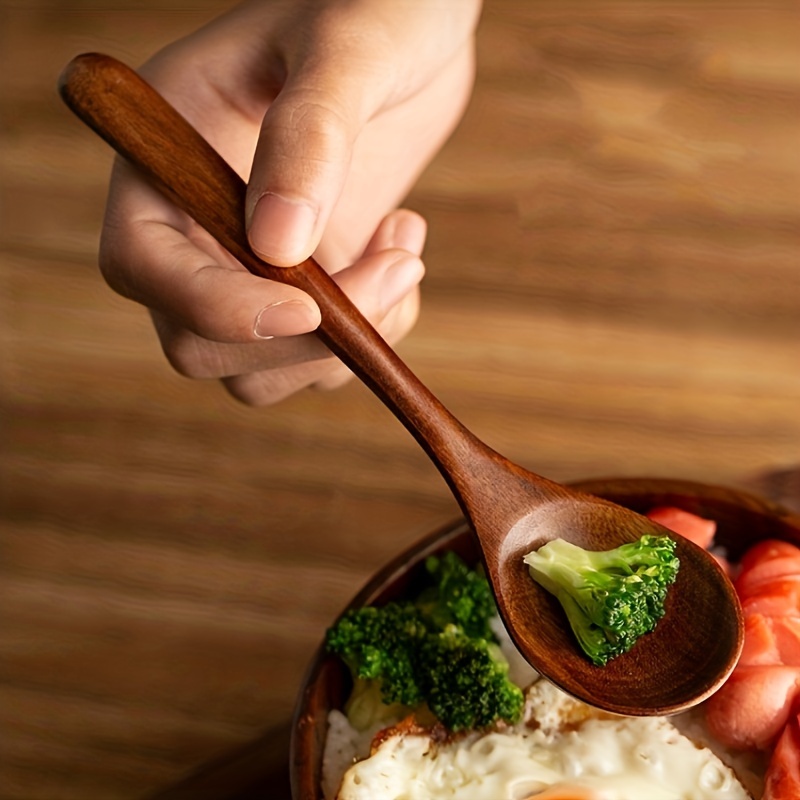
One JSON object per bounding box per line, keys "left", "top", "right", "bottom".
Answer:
{"left": 249, "top": 193, "right": 318, "bottom": 265}
{"left": 254, "top": 299, "right": 319, "bottom": 339}
{"left": 379, "top": 256, "right": 425, "bottom": 314}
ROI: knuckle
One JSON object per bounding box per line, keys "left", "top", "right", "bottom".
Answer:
{"left": 378, "top": 289, "right": 421, "bottom": 345}
{"left": 97, "top": 188, "right": 144, "bottom": 298}
{"left": 269, "top": 94, "right": 354, "bottom": 164}
{"left": 98, "top": 233, "right": 159, "bottom": 310}
{"left": 292, "top": 97, "right": 350, "bottom": 136}
{"left": 164, "top": 353, "right": 207, "bottom": 380}
{"left": 163, "top": 345, "right": 210, "bottom": 380}
{"left": 97, "top": 232, "right": 137, "bottom": 301}
{"left": 222, "top": 372, "right": 296, "bottom": 408}
{"left": 155, "top": 323, "right": 216, "bottom": 380}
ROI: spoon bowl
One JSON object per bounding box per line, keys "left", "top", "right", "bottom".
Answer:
{"left": 57, "top": 52, "right": 743, "bottom": 715}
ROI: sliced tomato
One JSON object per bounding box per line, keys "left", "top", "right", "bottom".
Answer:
{"left": 741, "top": 577, "right": 800, "bottom": 618}
{"left": 740, "top": 540, "right": 800, "bottom": 574}
{"left": 705, "top": 664, "right": 800, "bottom": 751}
{"left": 740, "top": 615, "right": 800, "bottom": 668}
{"left": 740, "top": 614, "right": 782, "bottom": 667}
{"left": 646, "top": 506, "right": 717, "bottom": 549}
{"left": 737, "top": 559, "right": 800, "bottom": 602}
{"left": 772, "top": 617, "right": 800, "bottom": 667}
{"left": 764, "top": 712, "right": 800, "bottom": 800}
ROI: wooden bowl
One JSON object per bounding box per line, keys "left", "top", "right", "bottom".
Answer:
{"left": 290, "top": 477, "right": 800, "bottom": 799}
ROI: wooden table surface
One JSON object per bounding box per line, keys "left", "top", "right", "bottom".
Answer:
{"left": 2, "top": 1, "right": 799, "bottom": 798}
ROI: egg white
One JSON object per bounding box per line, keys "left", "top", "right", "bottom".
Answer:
{"left": 327, "top": 679, "right": 752, "bottom": 800}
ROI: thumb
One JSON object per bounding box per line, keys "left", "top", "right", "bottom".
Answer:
{"left": 245, "top": 53, "right": 384, "bottom": 267}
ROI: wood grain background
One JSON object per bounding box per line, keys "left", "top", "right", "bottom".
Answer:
{"left": 2, "top": 1, "right": 799, "bottom": 798}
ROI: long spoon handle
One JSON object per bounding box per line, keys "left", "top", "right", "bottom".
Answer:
{"left": 58, "top": 53, "right": 491, "bottom": 493}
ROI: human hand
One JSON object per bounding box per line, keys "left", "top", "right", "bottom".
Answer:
{"left": 99, "top": 0, "right": 480, "bottom": 405}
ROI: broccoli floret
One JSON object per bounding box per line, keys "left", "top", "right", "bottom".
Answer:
{"left": 416, "top": 551, "right": 497, "bottom": 640}
{"left": 523, "top": 534, "right": 680, "bottom": 667}
{"left": 325, "top": 603, "right": 425, "bottom": 711}
{"left": 325, "top": 552, "right": 524, "bottom": 732}
{"left": 422, "top": 625, "right": 524, "bottom": 731}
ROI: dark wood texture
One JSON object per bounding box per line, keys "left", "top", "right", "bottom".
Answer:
{"left": 293, "top": 479, "right": 800, "bottom": 799}
{"left": 2, "top": 1, "right": 799, "bottom": 798}
{"left": 58, "top": 53, "right": 743, "bottom": 716}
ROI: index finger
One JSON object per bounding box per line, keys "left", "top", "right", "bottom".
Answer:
{"left": 100, "top": 159, "right": 322, "bottom": 344}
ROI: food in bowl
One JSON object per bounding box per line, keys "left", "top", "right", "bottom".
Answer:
{"left": 325, "top": 551, "right": 525, "bottom": 734}
{"left": 292, "top": 479, "right": 800, "bottom": 800}
{"left": 321, "top": 537, "right": 752, "bottom": 799}
{"left": 327, "top": 678, "right": 755, "bottom": 800}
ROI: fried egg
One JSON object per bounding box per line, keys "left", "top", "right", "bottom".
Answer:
{"left": 327, "top": 680, "right": 752, "bottom": 800}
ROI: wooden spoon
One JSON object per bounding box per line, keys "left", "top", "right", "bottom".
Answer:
{"left": 58, "top": 53, "right": 743, "bottom": 716}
